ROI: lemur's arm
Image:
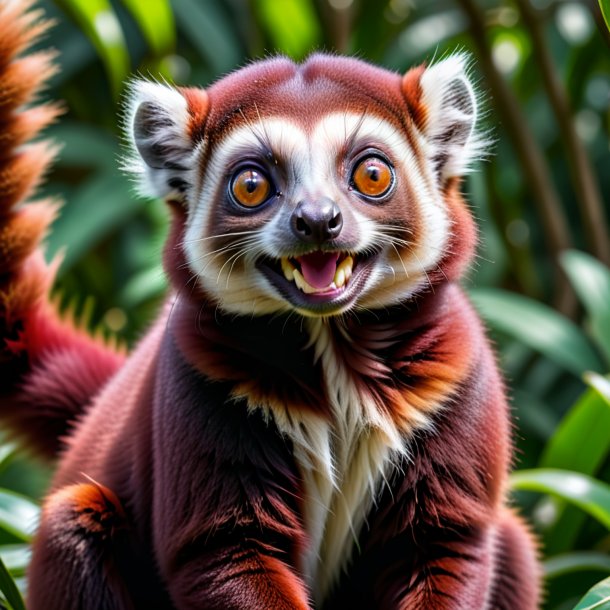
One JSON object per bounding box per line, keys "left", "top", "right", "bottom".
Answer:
{"left": 328, "top": 339, "right": 540, "bottom": 610}
{"left": 151, "top": 336, "right": 312, "bottom": 610}
{"left": 0, "top": 2, "right": 125, "bottom": 457}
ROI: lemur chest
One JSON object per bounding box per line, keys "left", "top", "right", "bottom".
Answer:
{"left": 270, "top": 321, "right": 410, "bottom": 603}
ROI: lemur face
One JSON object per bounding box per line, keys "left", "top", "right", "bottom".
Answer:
{"left": 127, "top": 54, "right": 482, "bottom": 317}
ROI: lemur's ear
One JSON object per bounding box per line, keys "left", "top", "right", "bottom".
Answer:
{"left": 125, "top": 81, "right": 208, "bottom": 202}
{"left": 402, "top": 54, "right": 482, "bottom": 181}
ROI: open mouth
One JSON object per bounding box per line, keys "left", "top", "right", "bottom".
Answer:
{"left": 257, "top": 250, "right": 377, "bottom": 314}
{"left": 281, "top": 251, "right": 354, "bottom": 295}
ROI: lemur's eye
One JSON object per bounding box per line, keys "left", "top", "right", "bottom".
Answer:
{"left": 351, "top": 156, "right": 393, "bottom": 198}
{"left": 231, "top": 169, "right": 271, "bottom": 208}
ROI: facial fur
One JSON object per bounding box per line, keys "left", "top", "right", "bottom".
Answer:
{"left": 127, "top": 54, "right": 483, "bottom": 317}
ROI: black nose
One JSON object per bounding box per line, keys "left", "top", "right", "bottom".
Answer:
{"left": 291, "top": 198, "right": 343, "bottom": 244}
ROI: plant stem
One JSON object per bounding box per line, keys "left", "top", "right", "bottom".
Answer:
{"left": 516, "top": 0, "right": 610, "bottom": 266}
{"left": 456, "top": 0, "right": 576, "bottom": 315}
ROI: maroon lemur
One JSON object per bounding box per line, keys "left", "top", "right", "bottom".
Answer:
{"left": 0, "top": 2, "right": 541, "bottom": 608}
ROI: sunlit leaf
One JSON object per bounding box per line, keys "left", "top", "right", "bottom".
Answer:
{"left": 0, "top": 546, "right": 30, "bottom": 579}
{"left": 470, "top": 288, "right": 604, "bottom": 376}
{"left": 119, "top": 0, "right": 175, "bottom": 56}
{"left": 561, "top": 250, "right": 610, "bottom": 367}
{"left": 0, "top": 446, "right": 17, "bottom": 476}
{"left": 0, "top": 555, "right": 25, "bottom": 610}
{"left": 540, "top": 378, "right": 610, "bottom": 553}
{"left": 511, "top": 469, "right": 610, "bottom": 531}
{"left": 544, "top": 552, "right": 610, "bottom": 580}
{"left": 120, "top": 265, "right": 167, "bottom": 308}
{"left": 572, "top": 576, "right": 610, "bottom": 610}
{"left": 600, "top": 1, "right": 610, "bottom": 34}
{"left": 256, "top": 0, "right": 321, "bottom": 59}
{"left": 0, "top": 490, "right": 39, "bottom": 544}
{"left": 56, "top": 0, "right": 129, "bottom": 98}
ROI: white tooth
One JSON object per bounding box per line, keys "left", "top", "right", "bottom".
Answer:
{"left": 334, "top": 256, "right": 354, "bottom": 287}
{"left": 281, "top": 258, "right": 295, "bottom": 281}
{"left": 293, "top": 269, "right": 317, "bottom": 294}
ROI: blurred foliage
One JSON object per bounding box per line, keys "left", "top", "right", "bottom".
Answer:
{"left": 1, "top": 0, "right": 609, "bottom": 607}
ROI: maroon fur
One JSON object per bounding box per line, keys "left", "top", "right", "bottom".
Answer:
{"left": 0, "top": 4, "right": 541, "bottom": 609}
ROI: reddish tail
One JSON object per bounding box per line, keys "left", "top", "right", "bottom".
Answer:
{"left": 0, "top": 1, "right": 124, "bottom": 458}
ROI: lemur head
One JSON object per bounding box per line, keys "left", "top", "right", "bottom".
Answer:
{"left": 126, "top": 54, "right": 482, "bottom": 317}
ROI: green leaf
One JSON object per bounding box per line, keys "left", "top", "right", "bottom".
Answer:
{"left": 120, "top": 265, "right": 167, "bottom": 307}
{"left": 48, "top": 123, "right": 119, "bottom": 171}
{"left": 119, "top": 0, "right": 175, "bottom": 56}
{"left": 256, "top": 0, "right": 321, "bottom": 59}
{"left": 0, "top": 556, "right": 25, "bottom": 610}
{"left": 561, "top": 250, "right": 610, "bottom": 367}
{"left": 0, "top": 546, "right": 30, "bottom": 579}
{"left": 540, "top": 377, "right": 610, "bottom": 553}
{"left": 172, "top": 0, "right": 241, "bottom": 74}
{"left": 600, "top": 1, "right": 610, "bottom": 34}
{"left": 0, "top": 491, "right": 39, "bottom": 543}
{"left": 0, "top": 446, "right": 17, "bottom": 477}
{"left": 545, "top": 552, "right": 610, "bottom": 580}
{"left": 572, "top": 576, "right": 610, "bottom": 610}
{"left": 56, "top": 0, "right": 129, "bottom": 98}
{"left": 47, "top": 174, "right": 145, "bottom": 272}
{"left": 510, "top": 469, "right": 610, "bottom": 531}
{"left": 469, "top": 288, "right": 604, "bottom": 376}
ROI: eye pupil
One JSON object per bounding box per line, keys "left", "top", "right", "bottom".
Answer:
{"left": 352, "top": 156, "right": 393, "bottom": 198}
{"left": 231, "top": 169, "right": 271, "bottom": 207}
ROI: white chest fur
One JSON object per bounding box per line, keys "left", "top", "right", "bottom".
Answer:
{"left": 267, "top": 320, "right": 412, "bottom": 603}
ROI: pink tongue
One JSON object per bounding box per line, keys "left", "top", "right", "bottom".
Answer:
{"left": 297, "top": 251, "right": 340, "bottom": 289}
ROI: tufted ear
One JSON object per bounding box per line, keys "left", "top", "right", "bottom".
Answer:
{"left": 124, "top": 81, "right": 208, "bottom": 202}
{"left": 402, "top": 54, "right": 483, "bottom": 181}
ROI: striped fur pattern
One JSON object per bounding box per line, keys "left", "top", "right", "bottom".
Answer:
{"left": 0, "top": 0, "right": 124, "bottom": 459}
{"left": 0, "top": 4, "right": 540, "bottom": 608}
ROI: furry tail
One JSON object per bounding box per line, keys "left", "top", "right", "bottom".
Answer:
{"left": 0, "top": 1, "right": 125, "bottom": 458}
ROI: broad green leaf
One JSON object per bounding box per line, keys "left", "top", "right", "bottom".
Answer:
{"left": 510, "top": 469, "right": 610, "bottom": 531}
{"left": 0, "top": 490, "right": 38, "bottom": 544}
{"left": 572, "top": 576, "right": 610, "bottom": 610}
{"left": 172, "top": 0, "right": 241, "bottom": 74}
{"left": 56, "top": 0, "right": 129, "bottom": 98}
{"left": 561, "top": 250, "right": 610, "bottom": 366}
{"left": 600, "top": 1, "right": 610, "bottom": 34}
{"left": 48, "top": 123, "right": 119, "bottom": 170}
{"left": 120, "top": 0, "right": 175, "bottom": 56}
{"left": 120, "top": 265, "right": 167, "bottom": 308}
{"left": 0, "top": 556, "right": 25, "bottom": 610}
{"left": 586, "top": 373, "right": 610, "bottom": 404}
{"left": 47, "top": 174, "right": 145, "bottom": 272}
{"left": 470, "top": 288, "right": 604, "bottom": 376}
{"left": 544, "top": 552, "right": 610, "bottom": 579}
{"left": 541, "top": 380, "right": 610, "bottom": 472}
{"left": 0, "top": 546, "right": 30, "bottom": 578}
{"left": 256, "top": 0, "right": 321, "bottom": 59}
{"left": 0, "top": 446, "right": 17, "bottom": 476}
{"left": 540, "top": 378, "right": 610, "bottom": 553}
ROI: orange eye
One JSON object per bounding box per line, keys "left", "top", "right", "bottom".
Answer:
{"left": 231, "top": 169, "right": 271, "bottom": 207}
{"left": 352, "top": 156, "right": 393, "bottom": 198}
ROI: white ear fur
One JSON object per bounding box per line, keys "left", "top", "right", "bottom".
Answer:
{"left": 123, "top": 80, "right": 194, "bottom": 201}
{"left": 419, "top": 54, "right": 485, "bottom": 180}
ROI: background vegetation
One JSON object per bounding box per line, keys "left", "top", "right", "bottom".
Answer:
{"left": 0, "top": 0, "right": 609, "bottom": 608}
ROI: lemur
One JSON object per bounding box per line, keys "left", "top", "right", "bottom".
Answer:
{"left": 0, "top": 2, "right": 541, "bottom": 609}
